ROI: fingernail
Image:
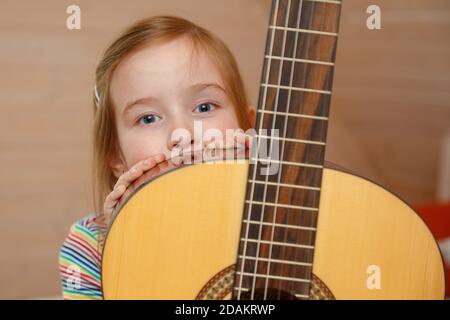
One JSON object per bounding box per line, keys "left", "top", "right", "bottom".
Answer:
{"left": 143, "top": 159, "right": 149, "bottom": 165}
{"left": 130, "top": 167, "right": 137, "bottom": 173}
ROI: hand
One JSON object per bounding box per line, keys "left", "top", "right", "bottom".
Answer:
{"left": 100, "top": 153, "right": 166, "bottom": 227}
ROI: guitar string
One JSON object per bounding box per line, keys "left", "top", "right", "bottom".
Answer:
{"left": 236, "top": 0, "right": 280, "bottom": 300}
{"left": 243, "top": 0, "right": 280, "bottom": 299}
{"left": 285, "top": 0, "right": 331, "bottom": 299}
{"left": 265, "top": 0, "right": 305, "bottom": 300}
{"left": 285, "top": 0, "right": 316, "bottom": 299}
{"left": 250, "top": 0, "right": 292, "bottom": 300}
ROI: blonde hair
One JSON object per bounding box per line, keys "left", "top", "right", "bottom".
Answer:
{"left": 92, "top": 15, "right": 253, "bottom": 237}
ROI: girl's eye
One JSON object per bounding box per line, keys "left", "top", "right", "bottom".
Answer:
{"left": 194, "top": 102, "right": 216, "bottom": 113}
{"left": 138, "top": 114, "right": 162, "bottom": 125}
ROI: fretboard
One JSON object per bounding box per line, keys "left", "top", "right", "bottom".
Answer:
{"left": 233, "top": 0, "right": 342, "bottom": 300}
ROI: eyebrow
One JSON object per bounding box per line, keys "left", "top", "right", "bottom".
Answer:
{"left": 122, "top": 82, "right": 227, "bottom": 115}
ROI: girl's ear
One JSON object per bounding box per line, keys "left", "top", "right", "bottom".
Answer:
{"left": 109, "top": 146, "right": 127, "bottom": 178}
{"left": 247, "top": 105, "right": 257, "bottom": 128}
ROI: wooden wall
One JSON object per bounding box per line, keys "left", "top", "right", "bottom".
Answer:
{"left": 0, "top": 0, "right": 448, "bottom": 299}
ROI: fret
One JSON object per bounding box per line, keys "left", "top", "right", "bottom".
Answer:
{"left": 243, "top": 219, "right": 317, "bottom": 232}
{"left": 265, "top": 54, "right": 335, "bottom": 67}
{"left": 250, "top": 157, "right": 324, "bottom": 169}
{"left": 238, "top": 255, "right": 313, "bottom": 267}
{"left": 236, "top": 271, "right": 312, "bottom": 284}
{"left": 239, "top": 239, "right": 316, "bottom": 263}
{"left": 261, "top": 83, "right": 332, "bottom": 95}
{"left": 243, "top": 224, "right": 316, "bottom": 247}
{"left": 306, "top": 0, "right": 341, "bottom": 5}
{"left": 269, "top": 25, "right": 338, "bottom": 37}
{"left": 260, "top": 81, "right": 332, "bottom": 116}
{"left": 251, "top": 165, "right": 322, "bottom": 188}
{"left": 250, "top": 182, "right": 320, "bottom": 209}
{"left": 268, "top": 61, "right": 334, "bottom": 93}
{"left": 248, "top": 179, "right": 320, "bottom": 191}
{"left": 241, "top": 238, "right": 315, "bottom": 250}
{"left": 267, "top": 33, "right": 337, "bottom": 63}
{"left": 251, "top": 140, "right": 326, "bottom": 172}
{"left": 248, "top": 183, "right": 320, "bottom": 208}
{"left": 257, "top": 109, "right": 328, "bottom": 121}
{"left": 256, "top": 134, "right": 326, "bottom": 146}
{"left": 245, "top": 200, "right": 319, "bottom": 212}
{"left": 244, "top": 203, "right": 318, "bottom": 230}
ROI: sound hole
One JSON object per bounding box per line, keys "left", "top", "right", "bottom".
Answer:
{"left": 236, "top": 288, "right": 299, "bottom": 300}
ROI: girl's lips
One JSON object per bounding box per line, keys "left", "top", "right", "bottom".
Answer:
{"left": 169, "top": 141, "right": 249, "bottom": 160}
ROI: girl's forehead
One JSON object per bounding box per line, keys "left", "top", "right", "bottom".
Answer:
{"left": 114, "top": 38, "right": 221, "bottom": 84}
{"left": 110, "top": 38, "right": 224, "bottom": 107}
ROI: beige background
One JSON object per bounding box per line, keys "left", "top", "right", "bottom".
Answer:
{"left": 0, "top": 0, "right": 449, "bottom": 299}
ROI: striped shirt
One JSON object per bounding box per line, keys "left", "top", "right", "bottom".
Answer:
{"left": 58, "top": 213, "right": 104, "bottom": 300}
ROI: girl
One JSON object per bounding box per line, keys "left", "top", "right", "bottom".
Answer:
{"left": 58, "top": 15, "right": 256, "bottom": 299}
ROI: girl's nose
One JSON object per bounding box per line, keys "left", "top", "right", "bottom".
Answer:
{"left": 166, "top": 117, "right": 195, "bottom": 152}
{"left": 169, "top": 135, "right": 193, "bottom": 150}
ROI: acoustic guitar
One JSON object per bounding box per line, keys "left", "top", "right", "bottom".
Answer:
{"left": 101, "top": 0, "right": 446, "bottom": 299}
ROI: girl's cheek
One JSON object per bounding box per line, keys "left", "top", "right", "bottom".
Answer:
{"left": 203, "top": 112, "right": 241, "bottom": 133}
{"left": 124, "top": 133, "right": 167, "bottom": 166}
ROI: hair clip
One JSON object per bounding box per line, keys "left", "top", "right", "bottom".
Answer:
{"left": 94, "top": 84, "right": 100, "bottom": 107}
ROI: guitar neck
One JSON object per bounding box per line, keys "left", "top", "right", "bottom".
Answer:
{"left": 233, "top": 0, "right": 342, "bottom": 299}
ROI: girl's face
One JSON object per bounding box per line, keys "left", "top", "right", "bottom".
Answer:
{"left": 108, "top": 37, "right": 256, "bottom": 177}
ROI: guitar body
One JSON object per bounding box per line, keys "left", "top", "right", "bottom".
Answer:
{"left": 101, "top": 161, "right": 445, "bottom": 299}
{"left": 102, "top": 0, "right": 446, "bottom": 300}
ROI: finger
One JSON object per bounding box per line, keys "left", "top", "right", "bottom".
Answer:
{"left": 139, "top": 154, "right": 166, "bottom": 175}
{"left": 102, "top": 200, "right": 115, "bottom": 223}
{"left": 113, "top": 158, "right": 156, "bottom": 189}
{"left": 140, "top": 153, "right": 166, "bottom": 171}
{"left": 103, "top": 185, "right": 125, "bottom": 211}
{"left": 205, "top": 139, "right": 220, "bottom": 150}
{"left": 245, "top": 134, "right": 254, "bottom": 148}
{"left": 114, "top": 154, "right": 165, "bottom": 192}
{"left": 232, "top": 132, "right": 248, "bottom": 149}
{"left": 110, "top": 184, "right": 126, "bottom": 201}
{"left": 152, "top": 153, "right": 166, "bottom": 163}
